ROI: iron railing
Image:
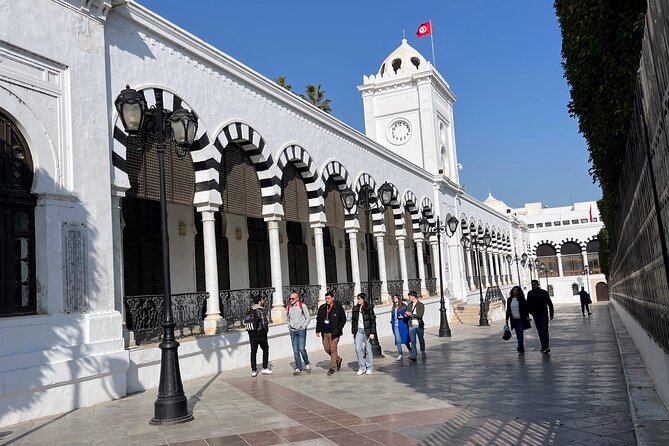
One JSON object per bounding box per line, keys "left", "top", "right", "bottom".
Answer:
{"left": 360, "top": 280, "right": 383, "bottom": 305}
{"left": 408, "top": 278, "right": 421, "bottom": 293}
{"left": 386, "top": 280, "right": 404, "bottom": 298}
{"left": 425, "top": 278, "right": 437, "bottom": 296}
{"left": 482, "top": 286, "right": 505, "bottom": 323}
{"left": 283, "top": 284, "right": 321, "bottom": 314}
{"left": 327, "top": 282, "right": 356, "bottom": 309}
{"left": 124, "top": 292, "right": 208, "bottom": 345}
{"left": 219, "top": 287, "right": 275, "bottom": 327}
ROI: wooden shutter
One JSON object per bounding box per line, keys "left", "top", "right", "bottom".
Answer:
{"left": 282, "top": 164, "right": 310, "bottom": 223}
{"left": 287, "top": 221, "right": 309, "bottom": 285}
{"left": 247, "top": 217, "right": 270, "bottom": 288}
{"left": 124, "top": 132, "right": 194, "bottom": 205}
{"left": 220, "top": 144, "right": 262, "bottom": 218}
{"left": 324, "top": 180, "right": 345, "bottom": 229}
{"left": 404, "top": 211, "right": 414, "bottom": 239}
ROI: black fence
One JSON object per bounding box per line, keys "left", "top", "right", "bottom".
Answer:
{"left": 610, "top": 0, "right": 669, "bottom": 353}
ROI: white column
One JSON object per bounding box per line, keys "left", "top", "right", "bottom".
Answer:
{"left": 556, "top": 253, "right": 564, "bottom": 277}
{"left": 266, "top": 217, "right": 285, "bottom": 323}
{"left": 415, "top": 237, "right": 429, "bottom": 298}
{"left": 481, "top": 251, "right": 490, "bottom": 287}
{"left": 312, "top": 223, "right": 328, "bottom": 307}
{"left": 346, "top": 228, "right": 362, "bottom": 296}
{"left": 430, "top": 239, "right": 440, "bottom": 296}
{"left": 112, "top": 193, "right": 135, "bottom": 348}
{"left": 397, "top": 235, "right": 410, "bottom": 294}
{"left": 200, "top": 207, "right": 226, "bottom": 334}
{"left": 375, "top": 232, "right": 391, "bottom": 304}
{"left": 465, "top": 248, "right": 474, "bottom": 290}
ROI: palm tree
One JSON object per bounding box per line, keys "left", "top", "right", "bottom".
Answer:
{"left": 300, "top": 84, "right": 332, "bottom": 113}
{"left": 274, "top": 75, "right": 292, "bottom": 91}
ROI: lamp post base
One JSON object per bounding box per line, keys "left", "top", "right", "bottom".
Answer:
{"left": 370, "top": 332, "right": 384, "bottom": 358}
{"left": 438, "top": 307, "right": 452, "bottom": 337}
{"left": 150, "top": 395, "right": 192, "bottom": 425}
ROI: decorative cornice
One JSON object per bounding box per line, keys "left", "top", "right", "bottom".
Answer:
{"left": 53, "top": 0, "right": 115, "bottom": 22}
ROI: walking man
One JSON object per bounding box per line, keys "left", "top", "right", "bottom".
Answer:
{"left": 286, "top": 292, "right": 311, "bottom": 375}
{"left": 315, "top": 292, "right": 347, "bottom": 375}
{"left": 246, "top": 294, "right": 272, "bottom": 377}
{"left": 405, "top": 291, "right": 426, "bottom": 361}
{"left": 527, "top": 279, "right": 554, "bottom": 354}
{"left": 579, "top": 286, "right": 592, "bottom": 316}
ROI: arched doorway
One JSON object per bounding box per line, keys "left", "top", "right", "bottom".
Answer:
{"left": 596, "top": 282, "right": 609, "bottom": 301}
{"left": 0, "top": 111, "right": 36, "bottom": 316}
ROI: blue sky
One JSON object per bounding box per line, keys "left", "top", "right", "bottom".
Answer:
{"left": 135, "top": 0, "right": 601, "bottom": 209}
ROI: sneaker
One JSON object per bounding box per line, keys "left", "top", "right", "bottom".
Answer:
{"left": 582, "top": 314, "right": 585, "bottom": 317}
{"left": 588, "top": 313, "right": 592, "bottom": 316}
{"left": 293, "top": 369, "right": 301, "bottom": 375}
{"left": 251, "top": 371, "right": 258, "bottom": 377}
{"left": 409, "top": 355, "right": 417, "bottom": 362}
{"left": 365, "top": 369, "right": 373, "bottom": 375}
{"left": 336, "top": 357, "right": 343, "bottom": 371}
{"left": 517, "top": 347, "right": 525, "bottom": 354}
{"left": 396, "top": 354, "right": 403, "bottom": 361}
{"left": 356, "top": 369, "right": 366, "bottom": 375}
{"left": 305, "top": 364, "right": 311, "bottom": 373}
{"left": 541, "top": 348, "right": 551, "bottom": 355}
{"left": 261, "top": 369, "right": 273, "bottom": 375}
{"left": 327, "top": 368, "right": 335, "bottom": 376}
{"left": 421, "top": 352, "right": 427, "bottom": 359}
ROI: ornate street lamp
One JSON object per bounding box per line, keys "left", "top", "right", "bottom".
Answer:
{"left": 460, "top": 230, "right": 492, "bottom": 326}
{"left": 340, "top": 182, "right": 393, "bottom": 357}
{"left": 582, "top": 266, "right": 591, "bottom": 295}
{"left": 505, "top": 251, "right": 528, "bottom": 286}
{"left": 419, "top": 215, "right": 459, "bottom": 337}
{"left": 115, "top": 85, "right": 198, "bottom": 425}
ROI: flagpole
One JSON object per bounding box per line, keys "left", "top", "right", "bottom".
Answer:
{"left": 430, "top": 20, "right": 436, "bottom": 68}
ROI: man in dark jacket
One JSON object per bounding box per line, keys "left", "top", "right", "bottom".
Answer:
{"left": 316, "top": 292, "right": 347, "bottom": 375}
{"left": 405, "top": 291, "right": 426, "bottom": 361}
{"left": 527, "top": 279, "right": 554, "bottom": 354}
{"left": 579, "top": 286, "right": 592, "bottom": 316}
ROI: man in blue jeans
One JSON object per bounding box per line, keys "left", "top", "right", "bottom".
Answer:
{"left": 286, "top": 292, "right": 311, "bottom": 375}
{"left": 405, "top": 291, "right": 426, "bottom": 361}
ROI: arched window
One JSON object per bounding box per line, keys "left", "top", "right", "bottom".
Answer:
{"left": 586, "top": 240, "right": 601, "bottom": 274}
{"left": 561, "top": 241, "right": 583, "bottom": 276}
{"left": 536, "top": 244, "right": 558, "bottom": 277}
{"left": 0, "top": 111, "right": 36, "bottom": 316}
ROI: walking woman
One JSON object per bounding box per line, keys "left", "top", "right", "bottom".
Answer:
{"left": 390, "top": 294, "right": 410, "bottom": 360}
{"left": 351, "top": 293, "right": 377, "bottom": 375}
{"left": 505, "top": 286, "right": 531, "bottom": 354}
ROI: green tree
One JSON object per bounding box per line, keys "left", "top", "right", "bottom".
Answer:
{"left": 554, "top": 0, "right": 646, "bottom": 273}
{"left": 300, "top": 84, "right": 332, "bottom": 113}
{"left": 274, "top": 75, "right": 292, "bottom": 91}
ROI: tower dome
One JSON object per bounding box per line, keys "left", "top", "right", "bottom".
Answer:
{"left": 378, "top": 39, "right": 428, "bottom": 78}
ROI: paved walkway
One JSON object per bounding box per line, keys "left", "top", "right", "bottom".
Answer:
{"left": 0, "top": 304, "right": 640, "bottom": 446}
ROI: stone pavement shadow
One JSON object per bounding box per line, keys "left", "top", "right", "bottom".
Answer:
{"left": 186, "top": 372, "right": 220, "bottom": 412}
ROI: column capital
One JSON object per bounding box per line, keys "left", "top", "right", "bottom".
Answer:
{"left": 310, "top": 221, "right": 326, "bottom": 229}
{"left": 196, "top": 204, "right": 220, "bottom": 214}
{"left": 263, "top": 214, "right": 284, "bottom": 223}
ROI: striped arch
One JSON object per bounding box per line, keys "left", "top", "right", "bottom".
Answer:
{"left": 583, "top": 235, "right": 598, "bottom": 252}
{"left": 382, "top": 183, "right": 405, "bottom": 237}
{"left": 355, "top": 173, "right": 384, "bottom": 232}
{"left": 533, "top": 239, "right": 559, "bottom": 255}
{"left": 212, "top": 122, "right": 280, "bottom": 216}
{"left": 559, "top": 236, "right": 584, "bottom": 253}
{"left": 460, "top": 213, "right": 470, "bottom": 237}
{"left": 111, "top": 87, "right": 213, "bottom": 202}
{"left": 403, "top": 190, "right": 420, "bottom": 237}
{"left": 420, "top": 197, "right": 435, "bottom": 224}
{"left": 276, "top": 144, "right": 325, "bottom": 222}
{"left": 320, "top": 160, "right": 355, "bottom": 223}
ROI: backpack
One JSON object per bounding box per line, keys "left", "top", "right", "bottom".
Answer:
{"left": 286, "top": 301, "right": 303, "bottom": 312}
{"left": 244, "top": 308, "right": 260, "bottom": 332}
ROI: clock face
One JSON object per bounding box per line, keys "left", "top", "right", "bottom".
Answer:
{"left": 388, "top": 119, "right": 411, "bottom": 145}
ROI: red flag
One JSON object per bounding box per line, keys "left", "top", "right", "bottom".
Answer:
{"left": 589, "top": 204, "right": 593, "bottom": 222}
{"left": 416, "top": 21, "right": 432, "bottom": 38}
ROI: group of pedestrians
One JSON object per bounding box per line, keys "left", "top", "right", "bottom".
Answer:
{"left": 505, "top": 280, "right": 555, "bottom": 354}
{"left": 245, "top": 290, "right": 428, "bottom": 377}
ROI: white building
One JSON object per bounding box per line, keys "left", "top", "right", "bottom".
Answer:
{"left": 0, "top": 0, "right": 605, "bottom": 426}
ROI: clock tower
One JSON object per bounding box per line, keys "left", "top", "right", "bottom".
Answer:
{"left": 358, "top": 39, "right": 460, "bottom": 183}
